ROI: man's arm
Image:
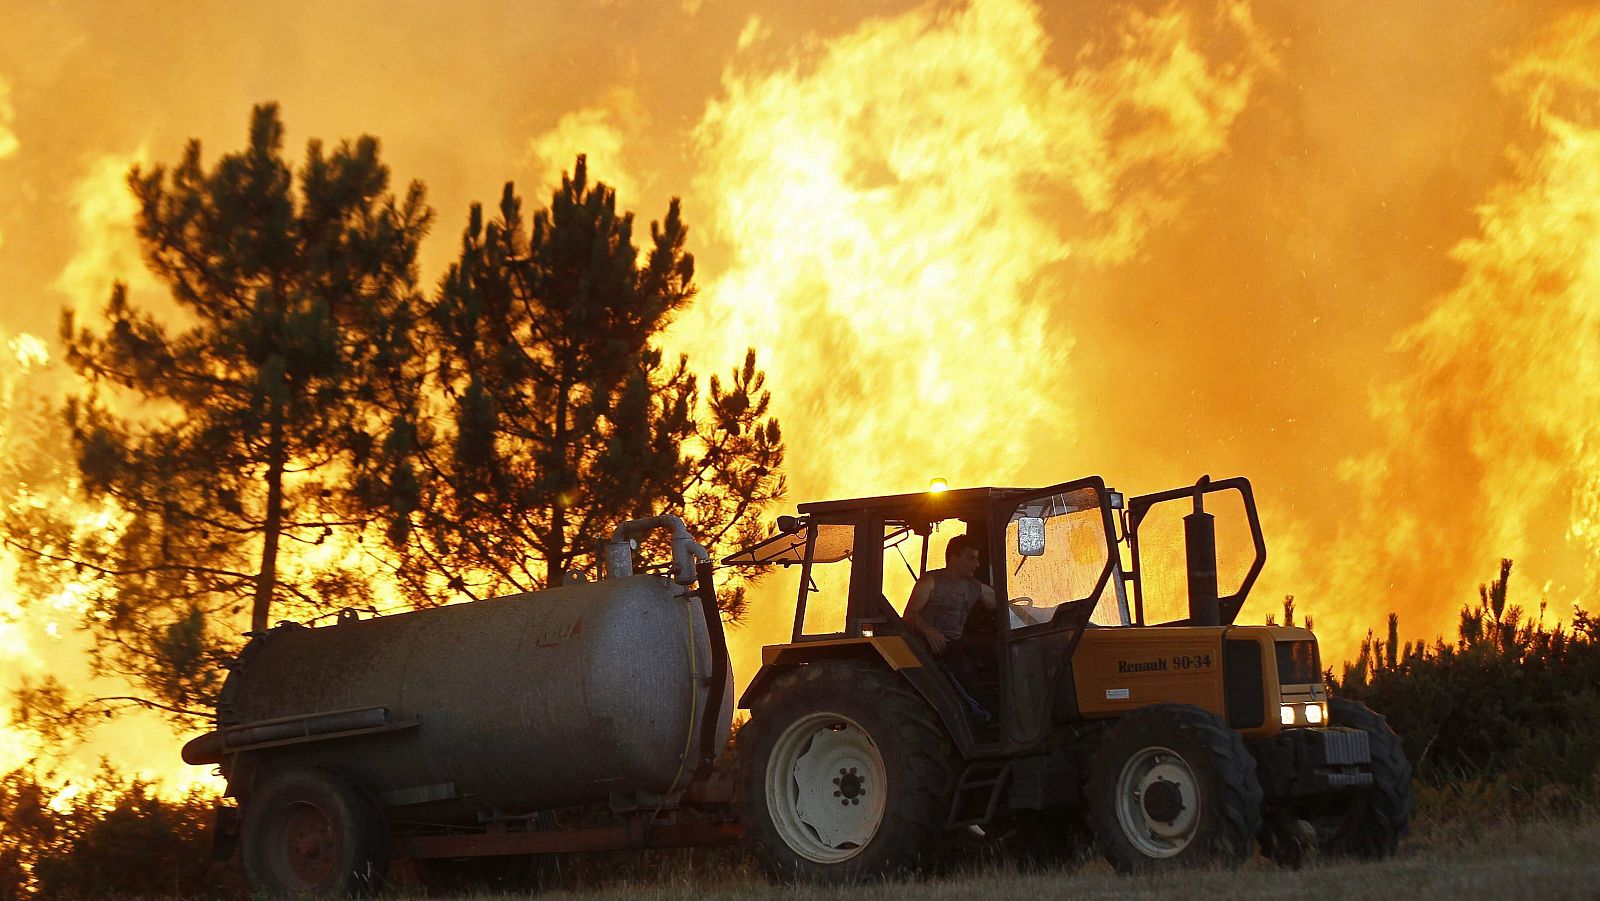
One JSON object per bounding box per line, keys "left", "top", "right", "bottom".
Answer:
{"left": 979, "top": 582, "right": 997, "bottom": 610}
{"left": 902, "top": 575, "right": 947, "bottom": 653}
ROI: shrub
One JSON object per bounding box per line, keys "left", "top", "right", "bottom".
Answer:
{"left": 1332, "top": 560, "right": 1600, "bottom": 796}
{"left": 0, "top": 763, "right": 237, "bottom": 899}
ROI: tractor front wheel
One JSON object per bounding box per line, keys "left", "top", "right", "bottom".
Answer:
{"left": 1316, "top": 699, "right": 1413, "bottom": 858}
{"left": 741, "top": 661, "right": 956, "bottom": 884}
{"left": 1086, "top": 703, "right": 1263, "bottom": 873}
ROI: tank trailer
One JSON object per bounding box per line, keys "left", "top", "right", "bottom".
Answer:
{"left": 183, "top": 478, "right": 1412, "bottom": 895}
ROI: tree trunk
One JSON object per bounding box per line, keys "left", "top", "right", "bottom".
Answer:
{"left": 252, "top": 387, "right": 287, "bottom": 633}
{"left": 548, "top": 370, "right": 569, "bottom": 589}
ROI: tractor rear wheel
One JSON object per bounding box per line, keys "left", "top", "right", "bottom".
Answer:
{"left": 240, "top": 767, "right": 388, "bottom": 897}
{"left": 1086, "top": 704, "right": 1262, "bottom": 873}
{"left": 1315, "top": 699, "right": 1413, "bottom": 858}
{"left": 741, "top": 661, "right": 956, "bottom": 884}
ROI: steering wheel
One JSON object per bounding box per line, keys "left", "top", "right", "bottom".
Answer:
{"left": 1009, "top": 597, "right": 1050, "bottom": 627}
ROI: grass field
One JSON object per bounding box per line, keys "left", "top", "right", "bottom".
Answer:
{"left": 442, "top": 814, "right": 1600, "bottom": 901}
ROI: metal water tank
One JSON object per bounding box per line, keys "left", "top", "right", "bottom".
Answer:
{"left": 197, "top": 573, "right": 732, "bottom": 822}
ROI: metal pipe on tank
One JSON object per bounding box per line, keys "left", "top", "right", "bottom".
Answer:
{"left": 603, "top": 515, "right": 710, "bottom": 584}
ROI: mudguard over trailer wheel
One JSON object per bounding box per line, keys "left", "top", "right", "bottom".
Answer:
{"left": 240, "top": 767, "right": 389, "bottom": 897}
{"left": 1086, "top": 703, "right": 1263, "bottom": 873}
{"left": 741, "top": 661, "right": 956, "bottom": 884}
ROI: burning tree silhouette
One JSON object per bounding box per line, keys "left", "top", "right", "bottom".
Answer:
{"left": 2, "top": 110, "right": 784, "bottom": 745}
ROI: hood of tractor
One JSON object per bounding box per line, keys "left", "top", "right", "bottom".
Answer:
{"left": 1071, "top": 625, "right": 1325, "bottom": 739}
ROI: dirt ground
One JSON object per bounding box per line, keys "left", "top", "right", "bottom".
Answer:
{"left": 455, "top": 814, "right": 1600, "bottom": 901}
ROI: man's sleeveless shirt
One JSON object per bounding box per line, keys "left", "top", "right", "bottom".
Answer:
{"left": 921, "top": 570, "right": 982, "bottom": 639}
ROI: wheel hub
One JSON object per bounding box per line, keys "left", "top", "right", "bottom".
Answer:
{"left": 835, "top": 767, "right": 866, "bottom": 803}
{"left": 282, "top": 802, "right": 337, "bottom": 887}
{"left": 1115, "top": 746, "right": 1202, "bottom": 858}
{"left": 1141, "top": 778, "right": 1185, "bottom": 824}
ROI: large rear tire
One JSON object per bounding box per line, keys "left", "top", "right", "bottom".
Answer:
{"left": 1086, "top": 704, "right": 1262, "bottom": 873}
{"left": 1317, "top": 699, "right": 1413, "bottom": 858}
{"left": 741, "top": 661, "right": 956, "bottom": 884}
{"left": 240, "top": 767, "right": 389, "bottom": 897}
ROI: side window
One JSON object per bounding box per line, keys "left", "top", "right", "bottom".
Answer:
{"left": 797, "top": 521, "right": 944, "bottom": 634}
{"left": 880, "top": 525, "right": 923, "bottom": 616}
{"left": 798, "top": 523, "right": 856, "bottom": 636}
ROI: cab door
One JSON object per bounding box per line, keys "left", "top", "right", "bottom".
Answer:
{"left": 990, "top": 477, "right": 1122, "bottom": 752}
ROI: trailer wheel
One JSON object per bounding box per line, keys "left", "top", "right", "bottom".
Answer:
{"left": 1315, "top": 699, "right": 1413, "bottom": 858}
{"left": 1086, "top": 704, "right": 1262, "bottom": 873}
{"left": 241, "top": 767, "right": 388, "bottom": 897}
{"left": 741, "top": 661, "right": 956, "bottom": 884}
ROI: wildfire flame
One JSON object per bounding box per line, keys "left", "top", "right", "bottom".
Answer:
{"left": 674, "top": 0, "right": 1275, "bottom": 680}
{"left": 0, "top": 0, "right": 1597, "bottom": 787}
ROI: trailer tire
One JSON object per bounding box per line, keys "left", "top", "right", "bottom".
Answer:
{"left": 1317, "top": 699, "right": 1412, "bottom": 858}
{"left": 1087, "top": 703, "right": 1262, "bottom": 873}
{"left": 241, "top": 767, "right": 388, "bottom": 897}
{"left": 741, "top": 661, "right": 956, "bottom": 884}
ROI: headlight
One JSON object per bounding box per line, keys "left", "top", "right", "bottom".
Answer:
{"left": 1280, "top": 704, "right": 1296, "bottom": 726}
{"left": 1305, "top": 702, "right": 1324, "bottom": 725}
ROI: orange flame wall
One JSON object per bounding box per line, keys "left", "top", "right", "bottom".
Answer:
{"left": 1, "top": 0, "right": 1597, "bottom": 782}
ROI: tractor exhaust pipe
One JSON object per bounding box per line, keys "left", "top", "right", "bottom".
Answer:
{"left": 1185, "top": 476, "right": 1221, "bottom": 627}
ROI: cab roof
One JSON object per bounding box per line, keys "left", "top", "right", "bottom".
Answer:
{"left": 797, "top": 486, "right": 1025, "bottom": 518}
{"left": 725, "top": 479, "right": 1113, "bottom": 566}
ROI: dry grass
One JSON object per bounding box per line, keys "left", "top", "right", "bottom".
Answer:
{"left": 442, "top": 814, "right": 1600, "bottom": 901}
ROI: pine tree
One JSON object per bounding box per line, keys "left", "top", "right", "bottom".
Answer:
{"left": 383, "top": 158, "right": 783, "bottom": 618}
{"left": 26, "top": 104, "right": 432, "bottom": 719}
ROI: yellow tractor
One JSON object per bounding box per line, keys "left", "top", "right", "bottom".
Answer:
{"left": 725, "top": 475, "right": 1412, "bottom": 881}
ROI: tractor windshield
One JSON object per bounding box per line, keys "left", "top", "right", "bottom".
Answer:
{"left": 1002, "top": 487, "right": 1129, "bottom": 629}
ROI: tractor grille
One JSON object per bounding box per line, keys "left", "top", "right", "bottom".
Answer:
{"left": 1322, "top": 729, "right": 1371, "bottom": 765}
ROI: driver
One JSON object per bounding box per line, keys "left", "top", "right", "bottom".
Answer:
{"left": 904, "top": 535, "right": 997, "bottom": 719}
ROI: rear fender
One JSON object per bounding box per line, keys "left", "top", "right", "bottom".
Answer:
{"left": 739, "top": 636, "right": 981, "bottom": 756}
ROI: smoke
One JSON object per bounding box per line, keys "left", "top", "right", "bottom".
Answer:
{"left": 0, "top": 74, "right": 15, "bottom": 253}
{"left": 1309, "top": 9, "right": 1600, "bottom": 648}
{"left": 525, "top": 89, "right": 647, "bottom": 202}
{"left": 53, "top": 148, "right": 157, "bottom": 316}
{"left": 0, "top": 77, "right": 16, "bottom": 162}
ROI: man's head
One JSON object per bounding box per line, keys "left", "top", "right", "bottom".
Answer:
{"left": 944, "top": 534, "right": 980, "bottom": 578}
